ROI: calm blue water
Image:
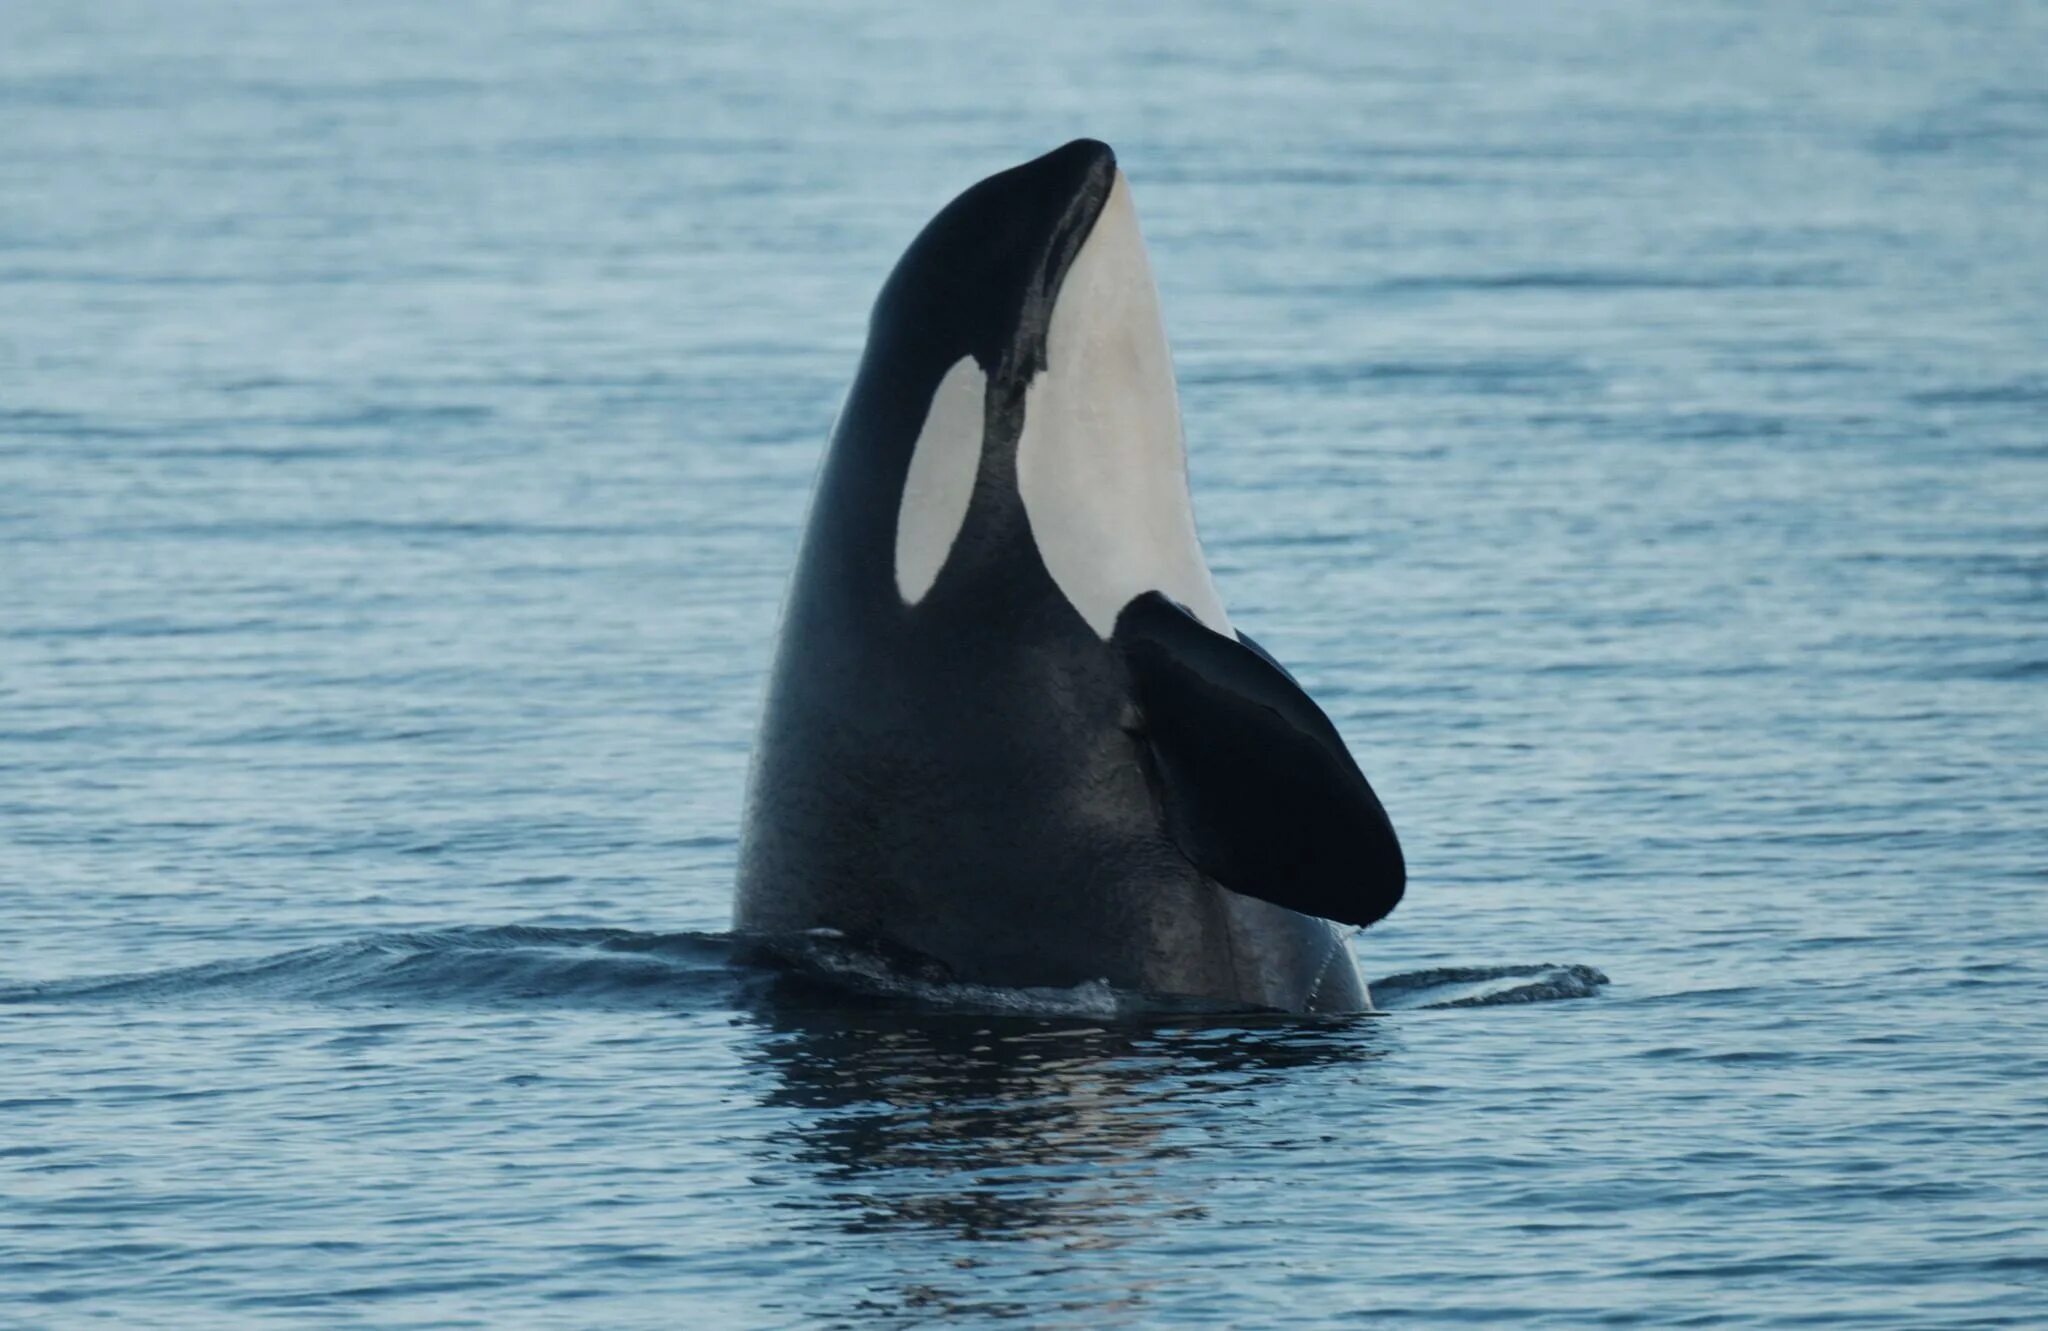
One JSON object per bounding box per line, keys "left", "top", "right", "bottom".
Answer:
{"left": 4, "top": 2, "right": 2046, "bottom": 1325}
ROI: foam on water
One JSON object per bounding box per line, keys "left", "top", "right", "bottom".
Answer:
{"left": 1370, "top": 963, "right": 1612, "bottom": 1009}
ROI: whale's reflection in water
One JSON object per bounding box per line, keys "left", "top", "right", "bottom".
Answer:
{"left": 739, "top": 985, "right": 1390, "bottom": 1322}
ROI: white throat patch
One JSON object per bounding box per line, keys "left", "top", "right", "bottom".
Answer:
{"left": 893, "top": 355, "right": 987, "bottom": 605}
{"left": 1015, "top": 172, "right": 1231, "bottom": 639}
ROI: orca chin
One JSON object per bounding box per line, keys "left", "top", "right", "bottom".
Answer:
{"left": 734, "top": 140, "right": 1405, "bottom": 1015}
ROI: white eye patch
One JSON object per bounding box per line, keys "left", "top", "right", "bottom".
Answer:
{"left": 894, "top": 355, "right": 987, "bottom": 605}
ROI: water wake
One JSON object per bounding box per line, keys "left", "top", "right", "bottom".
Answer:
{"left": 1370, "top": 963, "right": 1611, "bottom": 1009}
{"left": 0, "top": 926, "right": 748, "bottom": 1009}
{"left": 0, "top": 926, "right": 1606, "bottom": 1015}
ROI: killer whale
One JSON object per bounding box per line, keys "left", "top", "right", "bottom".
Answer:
{"left": 734, "top": 139, "right": 1403, "bottom": 1012}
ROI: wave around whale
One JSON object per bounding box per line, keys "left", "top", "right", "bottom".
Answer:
{"left": 0, "top": 924, "right": 1608, "bottom": 1016}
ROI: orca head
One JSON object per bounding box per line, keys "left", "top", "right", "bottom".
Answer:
{"left": 852, "top": 139, "right": 1230, "bottom": 640}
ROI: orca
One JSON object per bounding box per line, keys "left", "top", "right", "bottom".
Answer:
{"left": 734, "top": 139, "right": 1403, "bottom": 1013}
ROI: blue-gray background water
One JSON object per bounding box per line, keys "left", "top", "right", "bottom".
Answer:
{"left": 4, "top": 2, "right": 2045, "bottom": 1326}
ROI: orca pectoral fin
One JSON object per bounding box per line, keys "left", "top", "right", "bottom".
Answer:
{"left": 1114, "top": 591, "right": 1405, "bottom": 929}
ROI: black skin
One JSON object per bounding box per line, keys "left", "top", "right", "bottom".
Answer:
{"left": 734, "top": 140, "right": 1402, "bottom": 1012}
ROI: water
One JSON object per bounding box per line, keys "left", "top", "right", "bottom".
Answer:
{"left": 3, "top": 0, "right": 2045, "bottom": 1324}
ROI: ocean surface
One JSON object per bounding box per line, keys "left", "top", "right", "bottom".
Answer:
{"left": 3, "top": 2, "right": 2045, "bottom": 1326}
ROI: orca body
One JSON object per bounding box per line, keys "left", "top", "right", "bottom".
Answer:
{"left": 734, "top": 140, "right": 1404, "bottom": 1013}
